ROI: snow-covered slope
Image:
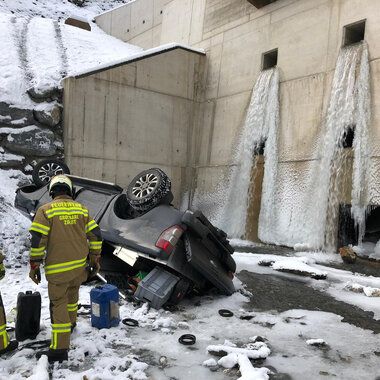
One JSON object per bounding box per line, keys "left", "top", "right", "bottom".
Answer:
{"left": 0, "top": 13, "right": 142, "bottom": 107}
{"left": 0, "top": 0, "right": 133, "bottom": 21}
{"left": 0, "top": 8, "right": 142, "bottom": 170}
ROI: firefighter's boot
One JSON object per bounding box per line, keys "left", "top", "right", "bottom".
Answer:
{"left": 36, "top": 348, "right": 68, "bottom": 363}
{"left": 0, "top": 340, "right": 18, "bottom": 356}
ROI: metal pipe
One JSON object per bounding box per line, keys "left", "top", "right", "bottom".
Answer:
{"left": 96, "top": 273, "right": 127, "bottom": 300}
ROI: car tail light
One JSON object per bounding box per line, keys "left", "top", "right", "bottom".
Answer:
{"left": 228, "top": 271, "right": 234, "bottom": 279}
{"left": 156, "top": 226, "right": 184, "bottom": 254}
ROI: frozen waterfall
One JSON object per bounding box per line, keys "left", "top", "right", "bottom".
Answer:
{"left": 262, "top": 42, "right": 371, "bottom": 249}
{"left": 311, "top": 42, "right": 371, "bottom": 248}
{"left": 218, "top": 67, "right": 280, "bottom": 238}
{"left": 206, "top": 42, "right": 370, "bottom": 250}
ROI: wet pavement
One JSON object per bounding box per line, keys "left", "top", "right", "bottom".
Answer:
{"left": 238, "top": 269, "right": 380, "bottom": 334}
{"left": 234, "top": 244, "right": 380, "bottom": 334}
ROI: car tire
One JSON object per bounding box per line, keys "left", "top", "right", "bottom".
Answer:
{"left": 32, "top": 159, "right": 70, "bottom": 187}
{"left": 126, "top": 168, "right": 171, "bottom": 212}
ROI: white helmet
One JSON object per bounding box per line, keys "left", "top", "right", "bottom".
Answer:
{"left": 48, "top": 175, "right": 73, "bottom": 197}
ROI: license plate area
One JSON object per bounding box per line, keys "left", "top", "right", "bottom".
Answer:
{"left": 113, "top": 246, "right": 139, "bottom": 266}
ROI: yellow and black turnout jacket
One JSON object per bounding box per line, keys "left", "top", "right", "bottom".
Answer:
{"left": 29, "top": 195, "right": 102, "bottom": 283}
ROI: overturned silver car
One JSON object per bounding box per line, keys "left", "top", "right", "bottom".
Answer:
{"left": 15, "top": 161, "right": 236, "bottom": 308}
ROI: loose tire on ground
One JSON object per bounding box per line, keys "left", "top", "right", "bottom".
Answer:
{"left": 126, "top": 168, "right": 171, "bottom": 212}
{"left": 32, "top": 159, "right": 70, "bottom": 187}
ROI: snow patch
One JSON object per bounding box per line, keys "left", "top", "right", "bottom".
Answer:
{"left": 69, "top": 42, "right": 205, "bottom": 78}
{"left": 306, "top": 338, "right": 327, "bottom": 346}
{"left": 0, "top": 0, "right": 134, "bottom": 21}
{"left": 207, "top": 343, "right": 270, "bottom": 360}
{"left": 202, "top": 358, "right": 217, "bottom": 367}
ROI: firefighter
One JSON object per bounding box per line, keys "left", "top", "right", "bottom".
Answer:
{"left": 0, "top": 249, "right": 18, "bottom": 356}
{"left": 29, "top": 175, "right": 102, "bottom": 363}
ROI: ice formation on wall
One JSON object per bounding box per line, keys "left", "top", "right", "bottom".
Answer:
{"left": 198, "top": 42, "right": 370, "bottom": 251}
{"left": 260, "top": 42, "right": 371, "bottom": 249}
{"left": 218, "top": 67, "right": 279, "bottom": 238}
{"left": 311, "top": 42, "right": 371, "bottom": 248}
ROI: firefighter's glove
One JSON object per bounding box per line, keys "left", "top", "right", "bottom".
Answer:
{"left": 29, "top": 261, "right": 41, "bottom": 285}
{"left": 88, "top": 255, "right": 100, "bottom": 277}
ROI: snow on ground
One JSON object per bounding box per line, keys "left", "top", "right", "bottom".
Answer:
{"left": 1, "top": 169, "right": 380, "bottom": 379}
{"left": 62, "top": 21, "right": 142, "bottom": 76}
{"left": 0, "top": 169, "right": 31, "bottom": 263}
{"left": 235, "top": 251, "right": 380, "bottom": 320}
{"left": 0, "top": 15, "right": 33, "bottom": 107}
{"left": 0, "top": 147, "right": 24, "bottom": 164}
{"left": 353, "top": 241, "right": 380, "bottom": 261}
{"left": 0, "top": 0, "right": 133, "bottom": 21}
{"left": 26, "top": 17, "right": 63, "bottom": 92}
{"left": 258, "top": 255, "right": 328, "bottom": 279}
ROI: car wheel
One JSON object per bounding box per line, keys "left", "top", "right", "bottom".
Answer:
{"left": 127, "top": 168, "right": 171, "bottom": 212}
{"left": 32, "top": 159, "right": 70, "bottom": 187}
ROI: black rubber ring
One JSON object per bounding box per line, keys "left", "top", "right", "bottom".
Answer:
{"left": 77, "top": 309, "right": 91, "bottom": 315}
{"left": 122, "top": 318, "right": 139, "bottom": 327}
{"left": 218, "top": 309, "right": 234, "bottom": 317}
{"left": 78, "top": 304, "right": 91, "bottom": 309}
{"left": 20, "top": 339, "right": 51, "bottom": 350}
{"left": 178, "top": 334, "right": 196, "bottom": 345}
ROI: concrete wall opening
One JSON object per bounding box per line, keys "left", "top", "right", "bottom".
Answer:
{"left": 338, "top": 204, "right": 358, "bottom": 249}
{"left": 254, "top": 139, "right": 266, "bottom": 155}
{"left": 64, "top": 16, "right": 91, "bottom": 31}
{"left": 247, "top": 0, "right": 279, "bottom": 9}
{"left": 342, "top": 126, "right": 355, "bottom": 148}
{"left": 262, "top": 49, "right": 278, "bottom": 70}
{"left": 343, "top": 20, "right": 366, "bottom": 46}
{"left": 338, "top": 204, "right": 380, "bottom": 250}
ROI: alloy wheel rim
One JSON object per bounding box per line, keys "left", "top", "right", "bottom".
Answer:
{"left": 132, "top": 173, "right": 158, "bottom": 198}
{"left": 38, "top": 163, "right": 64, "bottom": 183}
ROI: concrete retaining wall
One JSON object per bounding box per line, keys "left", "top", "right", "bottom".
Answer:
{"left": 95, "top": 0, "right": 166, "bottom": 49}
{"left": 62, "top": 47, "right": 205, "bottom": 204}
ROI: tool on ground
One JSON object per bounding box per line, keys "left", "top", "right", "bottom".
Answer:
{"left": 77, "top": 304, "right": 91, "bottom": 316}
